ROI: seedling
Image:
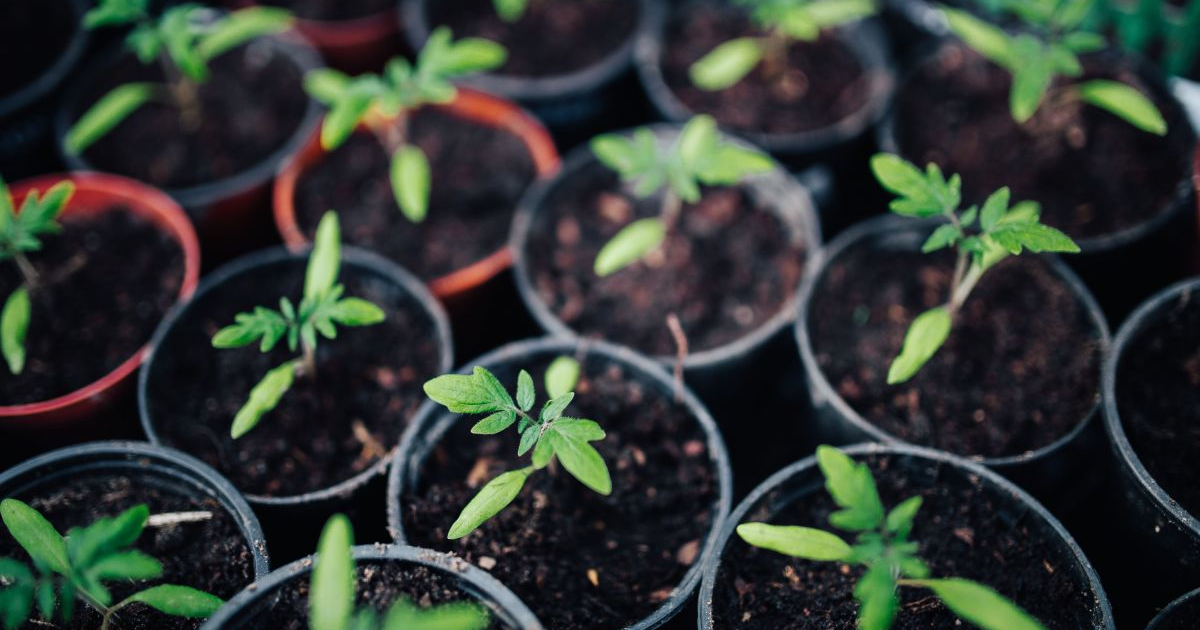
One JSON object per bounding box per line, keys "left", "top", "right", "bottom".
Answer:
{"left": 211, "top": 211, "right": 385, "bottom": 439}
{"left": 868, "top": 153, "right": 1080, "bottom": 384}
{"left": 0, "top": 176, "right": 75, "bottom": 376}
{"left": 0, "top": 498, "right": 222, "bottom": 630}
{"left": 66, "top": 0, "right": 293, "bottom": 154}
{"left": 1087, "top": 0, "right": 1200, "bottom": 77}
{"left": 303, "top": 28, "right": 506, "bottom": 223}
{"left": 942, "top": 0, "right": 1168, "bottom": 133}
{"left": 423, "top": 356, "right": 613, "bottom": 539}
{"left": 737, "top": 445, "right": 1048, "bottom": 630}
{"left": 308, "top": 514, "right": 488, "bottom": 630}
{"left": 589, "top": 115, "right": 774, "bottom": 276}
{"left": 689, "top": 0, "right": 877, "bottom": 90}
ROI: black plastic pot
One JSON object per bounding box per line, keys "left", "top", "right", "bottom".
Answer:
{"left": 0, "top": 0, "right": 88, "bottom": 179}
{"left": 199, "top": 543, "right": 543, "bottom": 630}
{"left": 794, "top": 215, "right": 1111, "bottom": 510}
{"left": 1146, "top": 586, "right": 1200, "bottom": 630}
{"left": 139, "top": 245, "right": 453, "bottom": 561}
{"left": 387, "top": 337, "right": 734, "bottom": 630}
{"left": 697, "top": 443, "right": 1115, "bottom": 630}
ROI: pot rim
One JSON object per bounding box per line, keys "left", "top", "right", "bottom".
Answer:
{"left": 0, "top": 0, "right": 89, "bottom": 119}
{"left": 244, "top": 0, "right": 400, "bottom": 45}
{"left": 1145, "top": 585, "right": 1200, "bottom": 630}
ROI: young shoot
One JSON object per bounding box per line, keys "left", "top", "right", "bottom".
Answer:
{"left": 211, "top": 211, "right": 385, "bottom": 439}
{"left": 66, "top": 0, "right": 293, "bottom": 154}
{"left": 423, "top": 356, "right": 613, "bottom": 539}
{"left": 308, "top": 514, "right": 488, "bottom": 630}
{"left": 0, "top": 175, "right": 75, "bottom": 376}
{"left": 689, "top": 0, "right": 877, "bottom": 90}
{"left": 869, "top": 153, "right": 1080, "bottom": 384}
{"left": 942, "top": 0, "right": 1167, "bottom": 134}
{"left": 737, "top": 445, "right": 1048, "bottom": 630}
{"left": 589, "top": 115, "right": 774, "bottom": 276}
{"left": 303, "top": 28, "right": 506, "bottom": 223}
{"left": 0, "top": 498, "right": 223, "bottom": 630}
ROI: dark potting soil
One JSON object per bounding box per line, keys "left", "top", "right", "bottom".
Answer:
{"left": 0, "top": 475, "right": 255, "bottom": 630}
{"left": 658, "top": 3, "right": 873, "bottom": 135}
{"left": 404, "top": 358, "right": 720, "bottom": 630}
{"left": 0, "top": 210, "right": 184, "bottom": 405}
{"left": 526, "top": 162, "right": 808, "bottom": 357}
{"left": 894, "top": 43, "right": 1192, "bottom": 241}
{"left": 711, "top": 454, "right": 1095, "bottom": 630}
{"left": 235, "top": 561, "right": 513, "bottom": 630}
{"left": 73, "top": 41, "right": 308, "bottom": 190}
{"left": 809, "top": 245, "right": 1102, "bottom": 458}
{"left": 259, "top": 0, "right": 393, "bottom": 22}
{"left": 427, "top": 0, "right": 639, "bottom": 78}
{"left": 0, "top": 0, "right": 74, "bottom": 99}
{"left": 146, "top": 262, "right": 443, "bottom": 498}
{"left": 294, "top": 108, "right": 537, "bottom": 281}
{"left": 1115, "top": 288, "right": 1200, "bottom": 518}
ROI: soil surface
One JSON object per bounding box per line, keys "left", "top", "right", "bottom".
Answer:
{"left": 294, "top": 108, "right": 537, "bottom": 281}
{"left": 894, "top": 43, "right": 1192, "bottom": 241}
{"left": 260, "top": 0, "right": 393, "bottom": 21}
{"left": 1115, "top": 287, "right": 1200, "bottom": 518}
{"left": 427, "top": 0, "right": 640, "bottom": 78}
{"left": 0, "top": 0, "right": 74, "bottom": 99}
{"left": 0, "top": 210, "right": 184, "bottom": 405}
{"left": 808, "top": 242, "right": 1102, "bottom": 458}
{"left": 403, "top": 356, "right": 720, "bottom": 630}
{"left": 712, "top": 453, "right": 1097, "bottom": 630}
{"left": 526, "top": 162, "right": 808, "bottom": 357}
{"left": 0, "top": 475, "right": 255, "bottom": 630}
{"left": 73, "top": 40, "right": 309, "bottom": 190}
{"left": 146, "top": 260, "right": 443, "bottom": 498}
{"left": 659, "top": 3, "right": 873, "bottom": 135}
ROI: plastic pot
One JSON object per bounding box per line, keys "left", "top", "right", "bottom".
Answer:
{"left": 697, "top": 443, "right": 1115, "bottom": 630}
{"left": 236, "top": 0, "right": 403, "bottom": 73}
{"left": 199, "top": 544, "right": 543, "bottom": 630}
{"left": 1146, "top": 587, "right": 1200, "bottom": 630}
{"left": 388, "top": 337, "right": 734, "bottom": 630}
{"left": 0, "top": 172, "right": 201, "bottom": 442}
{"left": 794, "top": 215, "right": 1111, "bottom": 509}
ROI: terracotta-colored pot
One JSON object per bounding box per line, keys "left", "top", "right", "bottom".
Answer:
{"left": 238, "top": 0, "right": 403, "bottom": 73}
{"left": 0, "top": 172, "right": 201, "bottom": 429}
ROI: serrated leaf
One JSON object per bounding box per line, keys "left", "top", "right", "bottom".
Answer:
{"left": 815, "top": 446, "right": 885, "bottom": 531}
{"left": 123, "top": 585, "right": 223, "bottom": 618}
{"left": 912, "top": 579, "right": 1047, "bottom": 630}
{"left": 448, "top": 468, "right": 532, "bottom": 539}
{"left": 311, "top": 514, "right": 354, "bottom": 630}
{"left": 392, "top": 145, "right": 431, "bottom": 223}
{"left": 885, "top": 496, "right": 923, "bottom": 540}
{"left": 988, "top": 222, "right": 1080, "bottom": 254}
{"left": 231, "top": 361, "right": 296, "bottom": 439}
{"left": 1077, "top": 79, "right": 1167, "bottom": 135}
{"left": 979, "top": 187, "right": 1011, "bottom": 230}
{"left": 689, "top": 37, "right": 763, "bottom": 91}
{"left": 65, "top": 83, "right": 158, "bottom": 154}
{"left": 424, "top": 374, "right": 499, "bottom": 414}
{"left": 544, "top": 356, "right": 581, "bottom": 399}
{"left": 921, "top": 224, "right": 961, "bottom": 253}
{"left": 1, "top": 288, "right": 29, "bottom": 375}
{"left": 553, "top": 418, "right": 605, "bottom": 442}
{"left": 735, "top": 523, "right": 852, "bottom": 561}
{"left": 887, "top": 307, "right": 952, "bottom": 385}
{"left": 196, "top": 6, "right": 291, "bottom": 61}
{"left": 471, "top": 410, "right": 516, "bottom": 435}
{"left": 517, "top": 425, "right": 540, "bottom": 457}
{"left": 540, "top": 392, "right": 574, "bottom": 423}
{"left": 473, "top": 366, "right": 514, "bottom": 410}
{"left": 870, "top": 154, "right": 934, "bottom": 210}
{"left": 516, "top": 370, "right": 534, "bottom": 412}
{"left": 594, "top": 218, "right": 666, "bottom": 277}
{"left": 549, "top": 431, "right": 612, "bottom": 495}
{"left": 0, "top": 500, "right": 69, "bottom": 576}
{"left": 943, "top": 8, "right": 1015, "bottom": 70}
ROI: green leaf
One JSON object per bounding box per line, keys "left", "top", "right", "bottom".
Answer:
{"left": 471, "top": 410, "right": 517, "bottom": 435}
{"left": 1062, "top": 31, "right": 1106, "bottom": 53}
{"left": 855, "top": 562, "right": 898, "bottom": 630}
{"left": 311, "top": 514, "right": 355, "bottom": 630}
{"left": 885, "top": 496, "right": 923, "bottom": 540}
{"left": 887, "top": 307, "right": 952, "bottom": 385}
{"left": 493, "top": 0, "right": 528, "bottom": 22}
{"left": 306, "top": 211, "right": 341, "bottom": 303}
{"left": 36, "top": 580, "right": 54, "bottom": 621}
{"left": 304, "top": 68, "right": 351, "bottom": 105}
{"left": 544, "top": 356, "right": 581, "bottom": 399}
{"left": 540, "top": 392, "right": 574, "bottom": 424}
{"left": 329, "top": 298, "right": 386, "bottom": 326}
{"left": 594, "top": 218, "right": 667, "bottom": 277}
{"left": 590, "top": 134, "right": 641, "bottom": 175}
{"left": 473, "top": 366, "right": 514, "bottom": 410}
{"left": 988, "top": 222, "right": 1080, "bottom": 255}
{"left": 517, "top": 424, "right": 541, "bottom": 457}
{"left": 448, "top": 468, "right": 532, "bottom": 539}
{"left": 66, "top": 504, "right": 148, "bottom": 569}
{"left": 230, "top": 361, "right": 297, "bottom": 439}
{"left": 548, "top": 431, "right": 612, "bottom": 495}
{"left": 123, "top": 585, "right": 223, "bottom": 618}
{"left": 424, "top": 374, "right": 500, "bottom": 414}
{"left": 392, "top": 145, "right": 431, "bottom": 223}
{"left": 382, "top": 598, "right": 490, "bottom": 630}
{"left": 423, "top": 28, "right": 507, "bottom": 76}
{"left": 321, "top": 90, "right": 373, "bottom": 150}
{"left": 1009, "top": 36, "right": 1053, "bottom": 123}
{"left": 979, "top": 187, "right": 1010, "bottom": 230}
{"left": 1077, "top": 80, "right": 1167, "bottom": 135}
{"left": 943, "top": 9, "right": 1015, "bottom": 70}
{"left": 516, "top": 370, "right": 534, "bottom": 412}
{"left": 815, "top": 445, "right": 885, "bottom": 531}
{"left": 1, "top": 288, "right": 29, "bottom": 375}
{"left": 870, "top": 154, "right": 940, "bottom": 217}
{"left": 735, "top": 523, "right": 852, "bottom": 561}
{"left": 65, "top": 83, "right": 158, "bottom": 154}
{"left": 921, "top": 224, "right": 961, "bottom": 253}
{"left": 212, "top": 306, "right": 288, "bottom": 352}
{"left": 197, "top": 7, "right": 291, "bottom": 61}
{"left": 88, "top": 550, "right": 161, "bottom": 580}
{"left": 0, "top": 558, "right": 32, "bottom": 630}
{"left": 20, "top": 181, "right": 74, "bottom": 232}
{"left": 806, "top": 0, "right": 877, "bottom": 29}
{"left": 689, "top": 37, "right": 764, "bottom": 91}
{"left": 531, "top": 435, "right": 555, "bottom": 469}
{"left": 0, "top": 500, "right": 69, "bottom": 575}
{"left": 552, "top": 418, "right": 605, "bottom": 442}
{"left": 912, "top": 578, "right": 1047, "bottom": 630}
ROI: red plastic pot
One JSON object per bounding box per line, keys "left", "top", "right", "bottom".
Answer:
{"left": 235, "top": 0, "right": 403, "bottom": 73}
{"left": 0, "top": 172, "right": 201, "bottom": 430}
{"left": 274, "top": 87, "right": 560, "bottom": 301}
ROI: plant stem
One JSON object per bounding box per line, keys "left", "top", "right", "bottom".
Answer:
{"left": 371, "top": 109, "right": 410, "bottom": 155}
{"left": 660, "top": 188, "right": 683, "bottom": 229}
{"left": 14, "top": 252, "right": 39, "bottom": 288}
{"left": 949, "top": 262, "right": 985, "bottom": 315}
{"left": 300, "top": 342, "right": 316, "bottom": 379}
{"left": 158, "top": 55, "right": 203, "bottom": 133}
{"left": 760, "top": 30, "right": 792, "bottom": 80}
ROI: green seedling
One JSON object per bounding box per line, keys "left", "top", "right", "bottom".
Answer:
{"left": 423, "top": 356, "right": 613, "bottom": 539}
{"left": 0, "top": 176, "right": 75, "bottom": 376}
{"left": 67, "top": 0, "right": 293, "bottom": 153}
{"left": 737, "top": 445, "right": 1049, "bottom": 630}
{"left": 0, "top": 499, "right": 222, "bottom": 630}
{"left": 303, "top": 28, "right": 506, "bottom": 223}
{"left": 942, "top": 0, "right": 1168, "bottom": 133}
{"left": 211, "top": 211, "right": 385, "bottom": 439}
{"left": 869, "top": 153, "right": 1080, "bottom": 384}
{"left": 308, "top": 514, "right": 488, "bottom": 630}
{"left": 689, "top": 0, "right": 877, "bottom": 90}
{"left": 589, "top": 115, "right": 774, "bottom": 276}
{"left": 1086, "top": 0, "right": 1200, "bottom": 77}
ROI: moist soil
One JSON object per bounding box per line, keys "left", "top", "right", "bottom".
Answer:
{"left": 293, "top": 108, "right": 537, "bottom": 281}
{"left": 403, "top": 357, "right": 720, "bottom": 630}
{"left": 711, "top": 453, "right": 1096, "bottom": 630}
{"left": 0, "top": 0, "right": 74, "bottom": 99}
{"left": 526, "top": 162, "right": 808, "bottom": 357}
{"left": 145, "top": 261, "right": 443, "bottom": 498}
{"left": 659, "top": 3, "right": 872, "bottom": 135}
{"left": 894, "top": 43, "right": 1192, "bottom": 241}
{"left": 809, "top": 244, "right": 1102, "bottom": 458}
{"left": 73, "top": 41, "right": 308, "bottom": 191}
{"left": 426, "top": 0, "right": 640, "bottom": 78}
{"left": 259, "top": 0, "right": 393, "bottom": 22}
{"left": 1115, "top": 287, "right": 1200, "bottom": 518}
{"left": 0, "top": 475, "right": 255, "bottom": 630}
{"left": 0, "top": 210, "right": 184, "bottom": 405}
